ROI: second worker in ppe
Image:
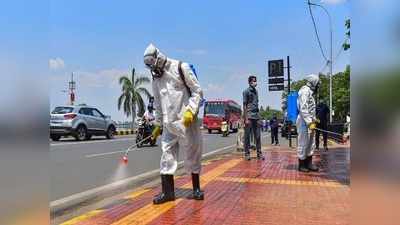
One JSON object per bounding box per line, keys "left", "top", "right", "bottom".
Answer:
{"left": 296, "top": 74, "right": 320, "bottom": 172}
{"left": 144, "top": 43, "right": 204, "bottom": 204}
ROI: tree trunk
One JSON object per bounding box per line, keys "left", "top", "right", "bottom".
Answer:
{"left": 132, "top": 104, "right": 136, "bottom": 131}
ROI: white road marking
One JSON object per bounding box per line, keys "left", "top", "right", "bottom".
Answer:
{"left": 84, "top": 134, "right": 268, "bottom": 159}
{"left": 50, "top": 137, "right": 135, "bottom": 147}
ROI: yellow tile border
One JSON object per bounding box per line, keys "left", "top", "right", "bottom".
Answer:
{"left": 215, "top": 176, "right": 347, "bottom": 188}
{"left": 61, "top": 188, "right": 151, "bottom": 225}
{"left": 123, "top": 188, "right": 151, "bottom": 200}
{"left": 110, "top": 159, "right": 242, "bottom": 225}
{"left": 60, "top": 210, "right": 103, "bottom": 225}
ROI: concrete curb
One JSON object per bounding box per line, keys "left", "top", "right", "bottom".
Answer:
{"left": 50, "top": 144, "right": 235, "bottom": 215}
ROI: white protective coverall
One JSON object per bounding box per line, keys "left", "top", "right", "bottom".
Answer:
{"left": 296, "top": 74, "right": 320, "bottom": 160}
{"left": 144, "top": 44, "right": 203, "bottom": 175}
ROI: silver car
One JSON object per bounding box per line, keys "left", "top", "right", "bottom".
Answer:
{"left": 50, "top": 105, "right": 117, "bottom": 141}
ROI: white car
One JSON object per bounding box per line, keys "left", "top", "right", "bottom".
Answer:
{"left": 50, "top": 105, "right": 116, "bottom": 141}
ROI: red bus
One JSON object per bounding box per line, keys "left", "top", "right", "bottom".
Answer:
{"left": 203, "top": 100, "right": 242, "bottom": 134}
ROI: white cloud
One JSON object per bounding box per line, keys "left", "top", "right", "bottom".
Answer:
{"left": 77, "top": 69, "right": 128, "bottom": 88}
{"left": 49, "top": 57, "right": 65, "bottom": 70}
{"left": 321, "top": 0, "right": 347, "bottom": 5}
{"left": 77, "top": 68, "right": 152, "bottom": 89}
{"left": 203, "top": 83, "right": 224, "bottom": 93}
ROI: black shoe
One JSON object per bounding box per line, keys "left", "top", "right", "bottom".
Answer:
{"left": 153, "top": 175, "right": 175, "bottom": 204}
{"left": 324, "top": 146, "right": 328, "bottom": 151}
{"left": 257, "top": 152, "right": 265, "bottom": 160}
{"left": 298, "top": 159, "right": 309, "bottom": 172}
{"left": 188, "top": 173, "right": 204, "bottom": 200}
{"left": 245, "top": 154, "right": 251, "bottom": 161}
{"left": 306, "top": 156, "right": 319, "bottom": 172}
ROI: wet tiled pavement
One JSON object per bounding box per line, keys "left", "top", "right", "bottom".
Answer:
{"left": 60, "top": 144, "right": 350, "bottom": 225}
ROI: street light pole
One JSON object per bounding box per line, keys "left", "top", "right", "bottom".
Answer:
{"left": 308, "top": 1, "right": 333, "bottom": 123}
{"left": 68, "top": 72, "right": 76, "bottom": 105}
{"left": 287, "top": 56, "right": 292, "bottom": 148}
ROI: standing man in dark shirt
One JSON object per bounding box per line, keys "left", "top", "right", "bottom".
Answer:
{"left": 243, "top": 75, "right": 265, "bottom": 161}
{"left": 270, "top": 115, "right": 279, "bottom": 145}
{"left": 315, "top": 101, "right": 330, "bottom": 150}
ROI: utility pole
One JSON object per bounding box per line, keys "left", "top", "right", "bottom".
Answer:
{"left": 287, "top": 56, "right": 292, "bottom": 148}
{"left": 68, "top": 73, "right": 76, "bottom": 105}
{"left": 329, "top": 17, "right": 333, "bottom": 123}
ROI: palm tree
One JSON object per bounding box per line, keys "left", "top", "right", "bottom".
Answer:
{"left": 118, "top": 68, "right": 151, "bottom": 130}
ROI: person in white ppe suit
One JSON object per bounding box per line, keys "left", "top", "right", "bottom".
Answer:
{"left": 296, "top": 74, "right": 320, "bottom": 172}
{"left": 143, "top": 43, "right": 204, "bottom": 204}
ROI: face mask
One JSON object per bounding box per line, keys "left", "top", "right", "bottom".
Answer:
{"left": 144, "top": 52, "right": 164, "bottom": 78}
{"left": 147, "top": 55, "right": 167, "bottom": 78}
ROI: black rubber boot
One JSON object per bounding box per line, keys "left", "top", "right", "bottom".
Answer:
{"left": 298, "top": 159, "right": 309, "bottom": 172}
{"left": 257, "top": 151, "right": 265, "bottom": 160}
{"left": 188, "top": 173, "right": 204, "bottom": 200}
{"left": 306, "top": 156, "right": 319, "bottom": 172}
{"left": 245, "top": 154, "right": 251, "bottom": 161}
{"left": 153, "top": 175, "right": 175, "bottom": 204}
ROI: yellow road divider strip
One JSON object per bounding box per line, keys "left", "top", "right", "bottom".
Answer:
{"left": 215, "top": 177, "right": 346, "bottom": 188}
{"left": 60, "top": 210, "right": 103, "bottom": 225}
{"left": 111, "top": 158, "right": 242, "bottom": 225}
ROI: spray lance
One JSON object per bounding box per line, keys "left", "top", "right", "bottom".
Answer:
{"left": 121, "top": 135, "right": 155, "bottom": 164}
{"left": 313, "top": 127, "right": 348, "bottom": 143}
{"left": 121, "top": 124, "right": 162, "bottom": 164}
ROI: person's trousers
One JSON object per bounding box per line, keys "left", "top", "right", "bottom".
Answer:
{"left": 271, "top": 128, "right": 279, "bottom": 144}
{"left": 244, "top": 119, "right": 261, "bottom": 155}
{"left": 315, "top": 123, "right": 328, "bottom": 148}
{"left": 160, "top": 120, "right": 203, "bottom": 175}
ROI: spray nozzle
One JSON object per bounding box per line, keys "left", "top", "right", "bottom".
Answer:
{"left": 122, "top": 155, "right": 128, "bottom": 164}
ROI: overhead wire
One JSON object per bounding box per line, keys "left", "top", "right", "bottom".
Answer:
{"left": 307, "top": 0, "right": 329, "bottom": 62}
{"left": 333, "top": 37, "right": 349, "bottom": 62}
{"left": 319, "top": 61, "right": 330, "bottom": 74}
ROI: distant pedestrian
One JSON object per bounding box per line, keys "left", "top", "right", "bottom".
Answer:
{"left": 315, "top": 101, "right": 329, "bottom": 151}
{"left": 243, "top": 75, "right": 265, "bottom": 161}
{"left": 270, "top": 115, "right": 279, "bottom": 145}
{"left": 262, "top": 119, "right": 267, "bottom": 132}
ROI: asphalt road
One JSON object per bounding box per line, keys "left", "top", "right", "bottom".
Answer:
{"left": 50, "top": 131, "right": 270, "bottom": 201}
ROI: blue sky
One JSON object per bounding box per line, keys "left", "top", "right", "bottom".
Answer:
{"left": 45, "top": 0, "right": 349, "bottom": 122}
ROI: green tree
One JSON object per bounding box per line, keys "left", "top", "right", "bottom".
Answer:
{"left": 118, "top": 68, "right": 152, "bottom": 129}
{"left": 332, "top": 65, "right": 350, "bottom": 120}
{"left": 260, "top": 105, "right": 283, "bottom": 120}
